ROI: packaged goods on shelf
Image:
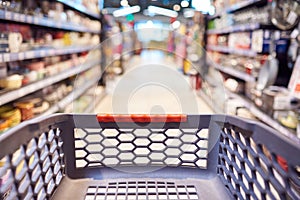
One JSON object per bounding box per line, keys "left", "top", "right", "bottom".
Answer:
{"left": 228, "top": 32, "right": 251, "bottom": 50}
{"left": 232, "top": 6, "right": 271, "bottom": 25}
{"left": 0, "top": 74, "right": 23, "bottom": 89}
{"left": 14, "top": 101, "right": 34, "bottom": 121}
{"left": 204, "top": 0, "right": 299, "bottom": 138}
{"left": 0, "top": 105, "right": 21, "bottom": 130}
{"left": 251, "top": 30, "right": 289, "bottom": 54}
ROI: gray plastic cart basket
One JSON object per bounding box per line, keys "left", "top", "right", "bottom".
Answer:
{"left": 0, "top": 114, "right": 299, "bottom": 200}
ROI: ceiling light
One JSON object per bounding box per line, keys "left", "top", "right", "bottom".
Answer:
{"left": 173, "top": 4, "right": 181, "bottom": 11}
{"left": 148, "top": 6, "right": 178, "bottom": 18}
{"left": 120, "top": 0, "right": 129, "bottom": 7}
{"left": 113, "top": 5, "right": 141, "bottom": 17}
{"left": 181, "top": 0, "right": 189, "bottom": 8}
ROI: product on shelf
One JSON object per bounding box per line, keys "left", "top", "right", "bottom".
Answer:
{"left": 0, "top": 32, "right": 22, "bottom": 53}
{"left": 233, "top": 6, "right": 271, "bottom": 25}
{"left": 279, "top": 111, "right": 299, "bottom": 129}
{"left": 14, "top": 101, "right": 34, "bottom": 121}
{"left": 0, "top": 118, "right": 9, "bottom": 133}
{"left": 0, "top": 105, "right": 21, "bottom": 128}
{"left": 0, "top": 74, "right": 23, "bottom": 89}
{"left": 228, "top": 32, "right": 251, "bottom": 50}
{"left": 43, "top": 83, "right": 72, "bottom": 104}
{"left": 212, "top": 14, "right": 234, "bottom": 30}
{"left": 20, "top": 97, "right": 50, "bottom": 115}
{"left": 260, "top": 86, "right": 297, "bottom": 116}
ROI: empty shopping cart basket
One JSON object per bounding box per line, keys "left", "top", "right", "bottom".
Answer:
{"left": 0, "top": 114, "right": 299, "bottom": 200}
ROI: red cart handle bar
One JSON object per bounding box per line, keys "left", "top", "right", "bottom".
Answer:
{"left": 97, "top": 114, "right": 187, "bottom": 123}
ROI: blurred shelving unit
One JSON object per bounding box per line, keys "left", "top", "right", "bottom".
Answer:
{"left": 0, "top": 0, "right": 103, "bottom": 133}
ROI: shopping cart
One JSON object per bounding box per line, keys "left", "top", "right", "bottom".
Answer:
{"left": 0, "top": 114, "right": 299, "bottom": 200}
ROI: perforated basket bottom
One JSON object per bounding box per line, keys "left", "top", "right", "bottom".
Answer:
{"left": 85, "top": 181, "right": 198, "bottom": 200}
{"left": 51, "top": 177, "right": 231, "bottom": 200}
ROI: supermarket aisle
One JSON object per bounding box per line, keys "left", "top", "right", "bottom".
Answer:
{"left": 95, "top": 50, "right": 213, "bottom": 114}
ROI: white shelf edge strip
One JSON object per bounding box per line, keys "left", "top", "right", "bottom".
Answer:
{"left": 214, "top": 63, "right": 255, "bottom": 82}
{"left": 0, "top": 10, "right": 100, "bottom": 34}
{"left": 0, "top": 46, "right": 97, "bottom": 63}
{"left": 207, "top": 23, "right": 260, "bottom": 34}
{"left": 0, "top": 59, "right": 100, "bottom": 106}
{"left": 207, "top": 45, "right": 257, "bottom": 57}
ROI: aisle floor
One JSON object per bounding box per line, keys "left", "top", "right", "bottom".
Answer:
{"left": 95, "top": 50, "right": 213, "bottom": 114}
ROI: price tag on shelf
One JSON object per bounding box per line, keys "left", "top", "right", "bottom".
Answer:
{"left": 5, "top": 11, "right": 12, "bottom": 19}
{"left": 56, "top": 49, "right": 63, "bottom": 55}
{"left": 28, "top": 85, "right": 36, "bottom": 93}
{"left": 49, "top": 49, "right": 55, "bottom": 56}
{"left": 33, "top": 17, "right": 39, "bottom": 24}
{"left": 250, "top": 23, "right": 257, "bottom": 30}
{"left": 228, "top": 26, "right": 234, "bottom": 32}
{"left": 46, "top": 19, "right": 53, "bottom": 27}
{"left": 27, "top": 15, "right": 33, "bottom": 23}
{"left": 241, "top": 25, "right": 246, "bottom": 31}
{"left": 57, "top": 22, "right": 62, "bottom": 28}
{"left": 25, "top": 51, "right": 35, "bottom": 59}
{"left": 19, "top": 14, "right": 25, "bottom": 22}
{"left": 36, "top": 81, "right": 44, "bottom": 90}
{"left": 18, "top": 52, "right": 25, "bottom": 60}
{"left": 45, "top": 79, "right": 52, "bottom": 86}
{"left": 5, "top": 11, "right": 12, "bottom": 20}
{"left": 13, "top": 13, "right": 20, "bottom": 21}
{"left": 40, "top": 50, "right": 46, "bottom": 57}
{"left": 287, "top": 11, "right": 298, "bottom": 25}
{"left": 18, "top": 89, "right": 25, "bottom": 97}
{"left": 3, "top": 53, "right": 10, "bottom": 62}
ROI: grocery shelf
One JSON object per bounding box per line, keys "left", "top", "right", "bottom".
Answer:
{"left": 207, "top": 45, "right": 257, "bottom": 57}
{"left": 0, "top": 59, "right": 100, "bottom": 106}
{"left": 212, "top": 63, "right": 256, "bottom": 82}
{"left": 37, "top": 77, "right": 99, "bottom": 116}
{"left": 208, "top": 0, "right": 266, "bottom": 19}
{"left": 0, "top": 10, "right": 100, "bottom": 34}
{"left": 0, "top": 45, "right": 97, "bottom": 63}
{"left": 57, "top": 0, "right": 100, "bottom": 19}
{"left": 207, "top": 23, "right": 273, "bottom": 35}
{"left": 227, "top": 0, "right": 266, "bottom": 13}
{"left": 226, "top": 90, "right": 297, "bottom": 139}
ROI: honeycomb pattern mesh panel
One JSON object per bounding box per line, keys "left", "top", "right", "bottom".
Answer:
{"left": 0, "top": 128, "right": 65, "bottom": 200}
{"left": 218, "top": 127, "right": 300, "bottom": 200}
{"left": 74, "top": 128, "right": 209, "bottom": 169}
{"left": 85, "top": 181, "right": 199, "bottom": 200}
